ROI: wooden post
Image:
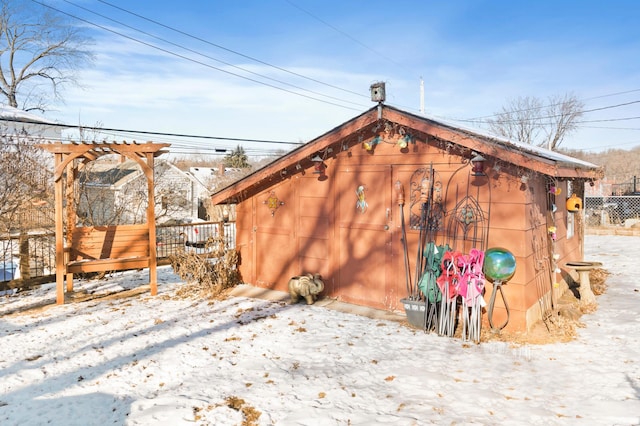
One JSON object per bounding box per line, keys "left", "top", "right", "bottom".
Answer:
{"left": 54, "top": 153, "right": 65, "bottom": 304}
{"left": 65, "top": 162, "right": 76, "bottom": 293}
{"left": 219, "top": 220, "right": 225, "bottom": 252}
{"left": 146, "top": 152, "right": 158, "bottom": 296}
{"left": 18, "top": 233, "right": 30, "bottom": 280}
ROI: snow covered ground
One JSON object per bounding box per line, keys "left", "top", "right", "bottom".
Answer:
{"left": 0, "top": 234, "right": 639, "bottom": 425}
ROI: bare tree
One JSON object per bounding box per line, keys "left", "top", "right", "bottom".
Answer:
{"left": 487, "top": 93, "right": 584, "bottom": 150}
{"left": 0, "top": 129, "right": 51, "bottom": 233}
{"left": 0, "top": 0, "right": 93, "bottom": 112}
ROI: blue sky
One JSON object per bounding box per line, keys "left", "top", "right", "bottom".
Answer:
{"left": 39, "top": 0, "right": 640, "bottom": 156}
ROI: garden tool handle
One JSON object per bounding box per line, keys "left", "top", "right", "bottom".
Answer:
{"left": 395, "top": 180, "right": 404, "bottom": 205}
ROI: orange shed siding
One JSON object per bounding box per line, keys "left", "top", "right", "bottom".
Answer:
{"left": 224, "top": 107, "right": 595, "bottom": 332}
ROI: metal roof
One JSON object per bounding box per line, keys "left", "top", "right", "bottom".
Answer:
{"left": 211, "top": 104, "right": 604, "bottom": 205}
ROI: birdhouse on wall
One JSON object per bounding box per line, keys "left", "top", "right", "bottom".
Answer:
{"left": 566, "top": 193, "right": 583, "bottom": 213}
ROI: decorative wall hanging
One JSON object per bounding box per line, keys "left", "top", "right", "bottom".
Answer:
{"left": 442, "top": 164, "right": 491, "bottom": 256}
{"left": 356, "top": 185, "right": 368, "bottom": 213}
{"left": 264, "top": 190, "right": 285, "bottom": 216}
{"left": 544, "top": 176, "right": 560, "bottom": 318}
{"left": 409, "top": 166, "right": 443, "bottom": 230}
{"left": 458, "top": 206, "right": 477, "bottom": 225}
{"left": 549, "top": 185, "right": 561, "bottom": 196}
{"left": 363, "top": 136, "right": 380, "bottom": 151}
{"left": 448, "top": 195, "right": 487, "bottom": 248}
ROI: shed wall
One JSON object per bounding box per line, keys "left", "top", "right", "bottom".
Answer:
{"left": 233, "top": 134, "right": 581, "bottom": 332}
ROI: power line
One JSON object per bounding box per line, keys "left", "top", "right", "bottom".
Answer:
{"left": 60, "top": 0, "right": 368, "bottom": 109}
{"left": 284, "top": 0, "right": 406, "bottom": 70}
{"left": 81, "top": 129, "right": 288, "bottom": 156}
{"left": 283, "top": 1, "right": 424, "bottom": 113}
{"left": 581, "top": 125, "right": 640, "bottom": 131}
{"left": 569, "top": 139, "right": 640, "bottom": 151}
{"left": 0, "top": 116, "right": 304, "bottom": 146}
{"left": 95, "top": 0, "right": 369, "bottom": 100}
{"left": 580, "top": 100, "right": 640, "bottom": 115}
{"left": 91, "top": 1, "right": 423, "bottom": 114}
{"left": 577, "top": 116, "right": 640, "bottom": 124}
{"left": 581, "top": 88, "right": 640, "bottom": 102}
{"left": 451, "top": 91, "right": 640, "bottom": 123}
{"left": 31, "top": 0, "right": 363, "bottom": 112}
{"left": 449, "top": 100, "right": 640, "bottom": 125}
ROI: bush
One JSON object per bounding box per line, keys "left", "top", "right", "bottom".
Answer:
{"left": 169, "top": 236, "right": 240, "bottom": 299}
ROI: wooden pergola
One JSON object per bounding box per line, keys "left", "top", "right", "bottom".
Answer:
{"left": 39, "top": 141, "right": 170, "bottom": 304}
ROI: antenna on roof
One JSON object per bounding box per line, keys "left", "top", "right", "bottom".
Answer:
{"left": 420, "top": 77, "right": 425, "bottom": 114}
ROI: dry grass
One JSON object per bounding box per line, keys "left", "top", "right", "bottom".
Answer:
{"left": 482, "top": 311, "right": 582, "bottom": 345}
{"left": 224, "top": 396, "right": 262, "bottom": 426}
{"left": 590, "top": 268, "right": 609, "bottom": 296}
{"left": 169, "top": 236, "right": 241, "bottom": 299}
{"left": 482, "top": 267, "right": 609, "bottom": 345}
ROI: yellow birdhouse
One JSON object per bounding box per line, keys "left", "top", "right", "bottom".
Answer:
{"left": 566, "top": 193, "right": 582, "bottom": 213}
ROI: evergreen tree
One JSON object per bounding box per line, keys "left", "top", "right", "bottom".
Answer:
{"left": 223, "top": 145, "right": 250, "bottom": 169}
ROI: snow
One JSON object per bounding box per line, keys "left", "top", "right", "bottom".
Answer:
{"left": 0, "top": 104, "right": 57, "bottom": 125}
{"left": 409, "top": 108, "right": 601, "bottom": 170}
{"left": 1, "top": 234, "right": 639, "bottom": 425}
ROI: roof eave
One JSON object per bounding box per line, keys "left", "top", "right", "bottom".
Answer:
{"left": 210, "top": 107, "right": 380, "bottom": 205}
{"left": 210, "top": 104, "right": 605, "bottom": 205}
{"left": 380, "top": 106, "right": 603, "bottom": 179}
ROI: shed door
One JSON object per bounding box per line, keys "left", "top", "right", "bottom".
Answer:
{"left": 336, "top": 165, "right": 392, "bottom": 309}
{"left": 252, "top": 182, "right": 296, "bottom": 290}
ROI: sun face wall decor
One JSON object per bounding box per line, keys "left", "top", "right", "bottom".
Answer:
{"left": 264, "top": 191, "right": 285, "bottom": 216}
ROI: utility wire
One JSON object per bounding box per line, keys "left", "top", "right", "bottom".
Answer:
{"left": 453, "top": 91, "right": 640, "bottom": 123}
{"left": 284, "top": 0, "right": 406, "bottom": 70}
{"left": 95, "top": 0, "right": 369, "bottom": 100}
{"left": 581, "top": 125, "right": 640, "bottom": 130}
{"left": 0, "top": 116, "right": 304, "bottom": 146}
{"left": 60, "top": 0, "right": 368, "bottom": 109}
{"left": 32, "top": 0, "right": 363, "bottom": 112}
{"left": 97, "top": 0, "right": 422, "bottom": 113}
{"left": 577, "top": 116, "right": 640, "bottom": 124}
{"left": 451, "top": 100, "right": 640, "bottom": 125}
{"left": 571, "top": 140, "right": 640, "bottom": 151}
{"left": 80, "top": 129, "right": 289, "bottom": 155}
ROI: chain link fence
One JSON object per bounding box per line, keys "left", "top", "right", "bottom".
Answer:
{"left": 585, "top": 196, "right": 640, "bottom": 228}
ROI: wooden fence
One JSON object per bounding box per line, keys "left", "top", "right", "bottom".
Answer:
{"left": 0, "top": 220, "right": 235, "bottom": 292}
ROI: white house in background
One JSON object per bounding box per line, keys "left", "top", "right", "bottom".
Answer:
{"left": 189, "top": 166, "right": 243, "bottom": 189}
{"left": 0, "top": 104, "right": 61, "bottom": 140}
{"left": 78, "top": 158, "right": 212, "bottom": 225}
{"left": 188, "top": 166, "right": 244, "bottom": 222}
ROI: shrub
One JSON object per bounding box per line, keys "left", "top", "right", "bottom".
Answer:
{"left": 169, "top": 236, "right": 240, "bottom": 299}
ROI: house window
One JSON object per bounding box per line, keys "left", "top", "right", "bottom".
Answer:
{"left": 567, "top": 181, "right": 574, "bottom": 239}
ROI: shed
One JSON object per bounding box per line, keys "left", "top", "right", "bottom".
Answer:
{"left": 210, "top": 104, "right": 604, "bottom": 332}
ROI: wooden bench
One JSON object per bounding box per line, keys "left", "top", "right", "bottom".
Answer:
{"left": 66, "top": 225, "right": 150, "bottom": 274}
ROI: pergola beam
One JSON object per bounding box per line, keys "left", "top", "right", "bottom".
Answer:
{"left": 39, "top": 141, "right": 170, "bottom": 304}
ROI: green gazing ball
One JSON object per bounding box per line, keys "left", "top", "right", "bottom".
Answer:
{"left": 483, "top": 247, "right": 516, "bottom": 282}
